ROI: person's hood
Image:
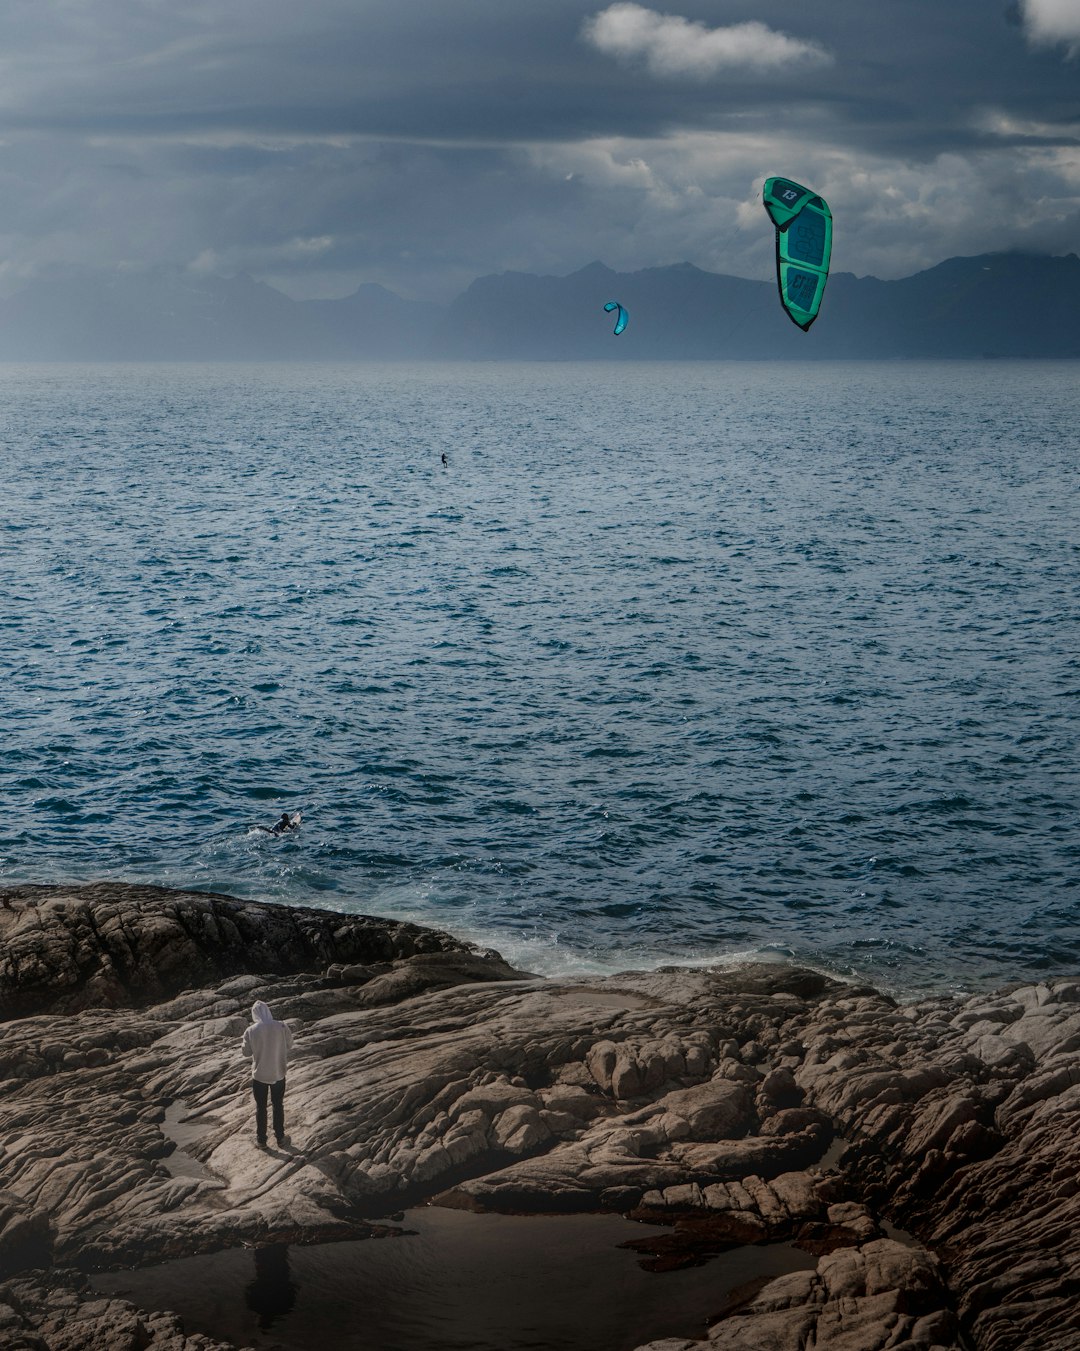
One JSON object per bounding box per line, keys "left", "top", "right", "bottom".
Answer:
{"left": 252, "top": 1000, "right": 274, "bottom": 1024}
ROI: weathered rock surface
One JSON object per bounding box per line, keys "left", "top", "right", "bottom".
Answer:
{"left": 0, "top": 1266, "right": 243, "bottom": 1350}
{"left": 0, "top": 883, "right": 1077, "bottom": 1350}
{"left": 635, "top": 1238, "right": 958, "bottom": 1350}
{"left": 0, "top": 882, "right": 511, "bottom": 1019}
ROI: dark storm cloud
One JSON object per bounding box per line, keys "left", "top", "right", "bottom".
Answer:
{"left": 0, "top": 1, "right": 1077, "bottom": 298}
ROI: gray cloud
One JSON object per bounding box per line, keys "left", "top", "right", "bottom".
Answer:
{"left": 1022, "top": 0, "right": 1080, "bottom": 54}
{"left": 0, "top": 2, "right": 1077, "bottom": 300}
{"left": 582, "top": 4, "right": 832, "bottom": 79}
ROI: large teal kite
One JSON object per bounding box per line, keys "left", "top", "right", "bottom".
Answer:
{"left": 762, "top": 176, "right": 832, "bottom": 331}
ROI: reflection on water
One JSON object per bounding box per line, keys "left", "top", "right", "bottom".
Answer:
{"left": 246, "top": 1244, "right": 297, "bottom": 1329}
{"left": 92, "top": 1208, "right": 815, "bottom": 1351}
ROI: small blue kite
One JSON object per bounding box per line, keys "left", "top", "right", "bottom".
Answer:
{"left": 603, "top": 300, "right": 628, "bottom": 335}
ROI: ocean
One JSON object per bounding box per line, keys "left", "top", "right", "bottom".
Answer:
{"left": 1, "top": 360, "right": 1076, "bottom": 996}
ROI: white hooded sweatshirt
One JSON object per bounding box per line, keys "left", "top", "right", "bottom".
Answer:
{"left": 241, "top": 1000, "right": 293, "bottom": 1084}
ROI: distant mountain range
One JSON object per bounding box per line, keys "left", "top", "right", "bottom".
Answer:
{"left": 1, "top": 252, "right": 1078, "bottom": 360}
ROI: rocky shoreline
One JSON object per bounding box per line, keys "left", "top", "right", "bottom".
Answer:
{"left": 0, "top": 883, "right": 1078, "bottom": 1350}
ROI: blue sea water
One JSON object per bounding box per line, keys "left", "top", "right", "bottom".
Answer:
{"left": 0, "top": 360, "right": 1076, "bottom": 996}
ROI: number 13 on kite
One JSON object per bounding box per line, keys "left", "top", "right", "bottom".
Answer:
{"left": 762, "top": 177, "right": 832, "bottom": 332}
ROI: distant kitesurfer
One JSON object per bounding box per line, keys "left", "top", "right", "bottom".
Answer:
{"left": 441, "top": 452, "right": 448, "bottom": 467}
{"left": 253, "top": 812, "right": 301, "bottom": 836}
{"left": 241, "top": 1000, "right": 293, "bottom": 1149}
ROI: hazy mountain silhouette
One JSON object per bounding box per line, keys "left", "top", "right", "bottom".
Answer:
{"left": 0, "top": 253, "right": 1077, "bottom": 360}
{"left": 433, "top": 253, "right": 1080, "bottom": 360}
{"left": 0, "top": 266, "right": 439, "bottom": 361}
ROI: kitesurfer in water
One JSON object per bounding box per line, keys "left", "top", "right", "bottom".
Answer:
{"left": 253, "top": 813, "right": 300, "bottom": 836}
{"left": 441, "top": 452, "right": 448, "bottom": 467}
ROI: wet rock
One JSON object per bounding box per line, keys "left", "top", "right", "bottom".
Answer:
{"left": 0, "top": 1192, "right": 52, "bottom": 1279}
{"left": 681, "top": 1240, "right": 959, "bottom": 1351}
{"left": 0, "top": 1267, "right": 244, "bottom": 1349}
{"left": 0, "top": 882, "right": 520, "bottom": 1019}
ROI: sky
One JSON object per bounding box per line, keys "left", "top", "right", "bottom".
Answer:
{"left": 1, "top": 0, "right": 1079, "bottom": 300}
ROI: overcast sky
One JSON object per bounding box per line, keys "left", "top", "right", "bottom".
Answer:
{"left": 1, "top": 0, "right": 1079, "bottom": 299}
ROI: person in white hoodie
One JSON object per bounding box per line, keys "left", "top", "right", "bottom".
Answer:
{"left": 241, "top": 1000, "right": 294, "bottom": 1148}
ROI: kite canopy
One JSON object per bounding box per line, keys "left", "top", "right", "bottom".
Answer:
{"left": 762, "top": 177, "right": 832, "bottom": 331}
{"left": 603, "top": 300, "right": 628, "bottom": 335}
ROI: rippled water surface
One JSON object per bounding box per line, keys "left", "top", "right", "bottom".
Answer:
{"left": 1, "top": 361, "right": 1077, "bottom": 993}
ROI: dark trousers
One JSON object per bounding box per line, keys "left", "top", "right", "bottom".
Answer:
{"left": 252, "top": 1078, "right": 286, "bottom": 1142}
